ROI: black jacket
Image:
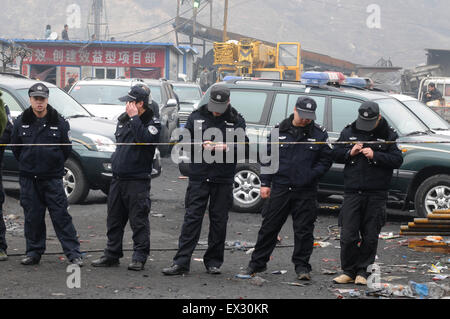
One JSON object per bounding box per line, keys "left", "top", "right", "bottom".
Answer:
{"left": 0, "top": 105, "right": 13, "bottom": 165}
{"left": 11, "top": 105, "right": 72, "bottom": 178}
{"left": 332, "top": 118, "right": 404, "bottom": 192}
{"left": 260, "top": 115, "right": 333, "bottom": 190}
{"left": 111, "top": 109, "right": 161, "bottom": 180}
{"left": 182, "top": 104, "right": 249, "bottom": 183}
{"left": 422, "top": 88, "right": 443, "bottom": 103}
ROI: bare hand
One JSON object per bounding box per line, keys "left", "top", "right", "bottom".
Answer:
{"left": 203, "top": 141, "right": 214, "bottom": 151}
{"left": 261, "top": 187, "right": 271, "bottom": 199}
{"left": 126, "top": 102, "right": 139, "bottom": 117}
{"left": 350, "top": 143, "right": 363, "bottom": 157}
{"left": 213, "top": 143, "right": 229, "bottom": 151}
{"left": 361, "top": 148, "right": 374, "bottom": 160}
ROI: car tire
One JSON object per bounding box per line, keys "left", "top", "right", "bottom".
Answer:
{"left": 414, "top": 174, "right": 450, "bottom": 218}
{"left": 232, "top": 163, "right": 264, "bottom": 213}
{"left": 64, "top": 158, "right": 89, "bottom": 204}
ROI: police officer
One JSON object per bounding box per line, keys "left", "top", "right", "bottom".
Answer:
{"left": 0, "top": 99, "right": 13, "bottom": 262}
{"left": 162, "top": 84, "right": 248, "bottom": 275}
{"left": 244, "top": 97, "right": 332, "bottom": 281}
{"left": 91, "top": 85, "right": 160, "bottom": 271}
{"left": 11, "top": 83, "right": 82, "bottom": 266}
{"left": 332, "top": 101, "right": 403, "bottom": 285}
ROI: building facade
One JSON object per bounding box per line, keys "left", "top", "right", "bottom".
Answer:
{"left": 1, "top": 39, "right": 197, "bottom": 88}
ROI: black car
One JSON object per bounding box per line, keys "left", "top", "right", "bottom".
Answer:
{"left": 0, "top": 75, "right": 161, "bottom": 204}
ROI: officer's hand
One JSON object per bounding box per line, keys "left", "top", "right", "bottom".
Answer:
{"left": 350, "top": 143, "right": 363, "bottom": 157}
{"left": 214, "top": 143, "right": 229, "bottom": 151}
{"left": 362, "top": 148, "right": 374, "bottom": 160}
{"left": 126, "top": 102, "right": 139, "bottom": 117}
{"left": 203, "top": 141, "right": 214, "bottom": 151}
{"left": 261, "top": 187, "right": 271, "bottom": 199}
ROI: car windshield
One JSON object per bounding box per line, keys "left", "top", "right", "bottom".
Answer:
{"left": 402, "top": 100, "right": 449, "bottom": 130}
{"left": 172, "top": 86, "right": 202, "bottom": 103}
{"left": 69, "top": 85, "right": 130, "bottom": 105}
{"left": 375, "top": 98, "right": 429, "bottom": 136}
{"left": 17, "top": 88, "right": 91, "bottom": 118}
{"left": 147, "top": 85, "right": 162, "bottom": 104}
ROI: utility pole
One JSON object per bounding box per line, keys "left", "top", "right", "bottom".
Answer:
{"left": 223, "top": 0, "right": 229, "bottom": 42}
{"left": 93, "top": 0, "right": 102, "bottom": 39}
{"left": 176, "top": 0, "right": 181, "bottom": 46}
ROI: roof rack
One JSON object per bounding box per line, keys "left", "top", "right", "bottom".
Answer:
{"left": 0, "top": 72, "right": 28, "bottom": 79}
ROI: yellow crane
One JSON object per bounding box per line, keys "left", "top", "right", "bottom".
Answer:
{"left": 214, "top": 39, "right": 302, "bottom": 81}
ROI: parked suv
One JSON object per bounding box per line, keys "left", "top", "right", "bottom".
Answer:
{"left": 69, "top": 78, "right": 179, "bottom": 156}
{"left": 0, "top": 75, "right": 161, "bottom": 204}
{"left": 170, "top": 81, "right": 203, "bottom": 127}
{"left": 185, "top": 78, "right": 450, "bottom": 217}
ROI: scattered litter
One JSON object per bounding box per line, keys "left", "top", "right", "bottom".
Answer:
{"left": 235, "top": 274, "right": 252, "bottom": 279}
{"left": 425, "top": 236, "right": 444, "bottom": 243}
{"left": 432, "top": 275, "right": 449, "bottom": 281}
{"left": 314, "top": 242, "right": 331, "bottom": 248}
{"left": 151, "top": 213, "right": 165, "bottom": 218}
{"left": 322, "top": 258, "right": 337, "bottom": 263}
{"left": 379, "top": 232, "right": 401, "bottom": 240}
{"left": 6, "top": 214, "right": 19, "bottom": 220}
{"left": 384, "top": 276, "right": 407, "bottom": 282}
{"left": 193, "top": 258, "right": 203, "bottom": 262}
{"left": 428, "top": 263, "right": 448, "bottom": 274}
{"left": 58, "top": 256, "right": 65, "bottom": 261}
{"left": 225, "top": 240, "right": 256, "bottom": 251}
{"left": 321, "top": 268, "right": 338, "bottom": 275}
{"left": 178, "top": 176, "right": 188, "bottom": 180}
{"left": 282, "top": 282, "right": 310, "bottom": 287}
{"left": 271, "top": 270, "right": 287, "bottom": 275}
{"left": 250, "top": 276, "right": 267, "bottom": 287}
{"left": 245, "top": 248, "right": 255, "bottom": 255}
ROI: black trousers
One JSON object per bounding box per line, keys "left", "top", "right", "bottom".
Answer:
{"left": 0, "top": 173, "right": 6, "bottom": 252}
{"left": 339, "top": 191, "right": 387, "bottom": 278}
{"left": 104, "top": 178, "right": 151, "bottom": 263}
{"left": 173, "top": 180, "right": 233, "bottom": 269}
{"left": 19, "top": 176, "right": 81, "bottom": 260}
{"left": 249, "top": 187, "right": 318, "bottom": 274}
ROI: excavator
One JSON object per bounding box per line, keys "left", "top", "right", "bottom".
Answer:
{"left": 213, "top": 38, "right": 302, "bottom": 81}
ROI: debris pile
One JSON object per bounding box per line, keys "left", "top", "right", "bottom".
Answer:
{"left": 400, "top": 209, "right": 450, "bottom": 237}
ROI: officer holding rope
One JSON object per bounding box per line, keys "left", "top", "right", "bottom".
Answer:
{"left": 332, "top": 101, "right": 403, "bottom": 286}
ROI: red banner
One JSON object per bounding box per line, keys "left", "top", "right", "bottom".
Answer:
{"left": 23, "top": 46, "right": 165, "bottom": 68}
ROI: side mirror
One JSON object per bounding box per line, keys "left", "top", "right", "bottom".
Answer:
{"left": 166, "top": 98, "right": 178, "bottom": 108}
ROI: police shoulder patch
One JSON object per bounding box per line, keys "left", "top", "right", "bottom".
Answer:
{"left": 148, "top": 125, "right": 159, "bottom": 135}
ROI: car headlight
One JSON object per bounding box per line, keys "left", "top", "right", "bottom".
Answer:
{"left": 82, "top": 134, "right": 116, "bottom": 153}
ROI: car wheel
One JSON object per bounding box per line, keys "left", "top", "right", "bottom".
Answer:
{"left": 232, "top": 164, "right": 264, "bottom": 213}
{"left": 414, "top": 174, "right": 450, "bottom": 217}
{"left": 63, "top": 158, "right": 89, "bottom": 204}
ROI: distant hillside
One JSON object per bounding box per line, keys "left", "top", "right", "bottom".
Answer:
{"left": 2, "top": 0, "right": 449, "bottom": 68}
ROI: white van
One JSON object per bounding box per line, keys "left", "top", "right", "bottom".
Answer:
{"left": 418, "top": 77, "right": 450, "bottom": 106}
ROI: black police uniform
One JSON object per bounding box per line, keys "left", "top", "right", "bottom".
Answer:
{"left": 171, "top": 102, "right": 248, "bottom": 271}
{"left": 103, "top": 108, "right": 161, "bottom": 264}
{"left": 248, "top": 114, "right": 333, "bottom": 275}
{"left": 333, "top": 116, "right": 403, "bottom": 279}
{"left": 0, "top": 105, "right": 13, "bottom": 254}
{"left": 11, "top": 100, "right": 81, "bottom": 262}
